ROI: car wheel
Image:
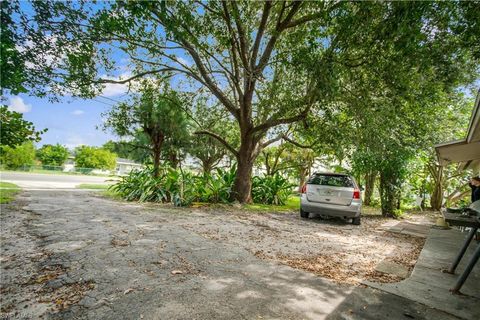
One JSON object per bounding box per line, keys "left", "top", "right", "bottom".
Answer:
{"left": 300, "top": 208, "right": 309, "bottom": 219}
{"left": 352, "top": 216, "right": 361, "bottom": 225}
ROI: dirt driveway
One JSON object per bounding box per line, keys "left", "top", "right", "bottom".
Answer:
{"left": 1, "top": 190, "right": 453, "bottom": 320}
{"left": 182, "top": 205, "right": 426, "bottom": 284}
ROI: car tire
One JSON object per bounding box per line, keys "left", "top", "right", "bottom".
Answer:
{"left": 300, "top": 209, "right": 309, "bottom": 219}
{"left": 352, "top": 216, "right": 361, "bottom": 225}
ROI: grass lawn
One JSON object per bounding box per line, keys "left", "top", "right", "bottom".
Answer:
{"left": 100, "top": 188, "right": 124, "bottom": 201}
{"left": 244, "top": 195, "right": 300, "bottom": 212}
{"left": 0, "top": 182, "right": 20, "bottom": 204}
{"left": 102, "top": 188, "right": 301, "bottom": 213}
{"left": 76, "top": 184, "right": 110, "bottom": 190}
{"left": 80, "top": 184, "right": 124, "bottom": 201}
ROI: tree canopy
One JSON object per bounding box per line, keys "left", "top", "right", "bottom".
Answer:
{"left": 74, "top": 146, "right": 116, "bottom": 170}
{"left": 8, "top": 0, "right": 480, "bottom": 206}
{"left": 103, "top": 139, "right": 150, "bottom": 164}
{"left": 0, "top": 141, "right": 36, "bottom": 170}
{"left": 0, "top": 106, "right": 45, "bottom": 148}
{"left": 102, "top": 80, "right": 189, "bottom": 175}
{"left": 36, "top": 144, "right": 69, "bottom": 166}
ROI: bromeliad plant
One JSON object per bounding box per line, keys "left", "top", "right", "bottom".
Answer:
{"left": 195, "top": 166, "right": 236, "bottom": 203}
{"left": 110, "top": 166, "right": 236, "bottom": 206}
{"left": 110, "top": 168, "right": 162, "bottom": 202}
{"left": 252, "top": 174, "right": 295, "bottom": 205}
{"left": 110, "top": 167, "right": 196, "bottom": 206}
{"left": 111, "top": 166, "right": 293, "bottom": 207}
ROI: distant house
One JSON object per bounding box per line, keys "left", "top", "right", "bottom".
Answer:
{"left": 115, "top": 158, "right": 144, "bottom": 175}
{"left": 62, "top": 156, "right": 143, "bottom": 175}
{"left": 63, "top": 155, "right": 76, "bottom": 172}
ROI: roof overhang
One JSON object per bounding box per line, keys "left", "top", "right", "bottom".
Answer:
{"left": 435, "top": 89, "right": 480, "bottom": 171}
{"left": 435, "top": 140, "right": 480, "bottom": 167}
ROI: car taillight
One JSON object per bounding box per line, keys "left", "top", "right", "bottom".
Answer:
{"left": 353, "top": 189, "right": 360, "bottom": 199}
{"left": 301, "top": 184, "right": 307, "bottom": 193}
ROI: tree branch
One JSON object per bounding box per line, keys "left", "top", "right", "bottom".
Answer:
{"left": 95, "top": 69, "right": 172, "bottom": 84}
{"left": 282, "top": 135, "right": 316, "bottom": 149}
{"left": 252, "top": 105, "right": 311, "bottom": 133}
{"left": 195, "top": 130, "right": 239, "bottom": 158}
{"left": 261, "top": 135, "right": 284, "bottom": 149}
{"left": 284, "top": 11, "right": 324, "bottom": 29}
{"left": 251, "top": 1, "right": 272, "bottom": 69}
{"left": 252, "top": 134, "right": 284, "bottom": 160}
{"left": 255, "top": 1, "right": 302, "bottom": 73}
{"left": 230, "top": 0, "right": 250, "bottom": 68}
{"left": 147, "top": 6, "right": 241, "bottom": 120}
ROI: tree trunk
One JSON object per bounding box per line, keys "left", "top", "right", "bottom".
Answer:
{"left": 169, "top": 151, "right": 179, "bottom": 169}
{"left": 151, "top": 133, "right": 164, "bottom": 178}
{"left": 446, "top": 189, "right": 470, "bottom": 206}
{"left": 429, "top": 164, "right": 443, "bottom": 211}
{"left": 363, "top": 171, "right": 376, "bottom": 206}
{"left": 232, "top": 137, "right": 255, "bottom": 203}
{"left": 201, "top": 158, "right": 213, "bottom": 176}
{"left": 298, "top": 166, "right": 308, "bottom": 192}
{"left": 379, "top": 171, "right": 401, "bottom": 217}
{"left": 152, "top": 147, "right": 161, "bottom": 177}
{"left": 431, "top": 183, "right": 443, "bottom": 211}
{"left": 264, "top": 152, "right": 272, "bottom": 176}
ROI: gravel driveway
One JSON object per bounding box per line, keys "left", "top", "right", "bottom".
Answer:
{"left": 0, "top": 190, "right": 454, "bottom": 320}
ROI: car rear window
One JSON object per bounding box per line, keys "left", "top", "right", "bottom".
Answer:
{"left": 307, "top": 174, "right": 354, "bottom": 188}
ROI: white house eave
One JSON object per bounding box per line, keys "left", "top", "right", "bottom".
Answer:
{"left": 435, "top": 89, "right": 480, "bottom": 172}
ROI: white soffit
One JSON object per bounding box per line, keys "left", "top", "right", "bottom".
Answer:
{"left": 435, "top": 89, "right": 480, "bottom": 167}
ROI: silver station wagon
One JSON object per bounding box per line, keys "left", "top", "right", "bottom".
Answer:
{"left": 300, "top": 172, "right": 362, "bottom": 225}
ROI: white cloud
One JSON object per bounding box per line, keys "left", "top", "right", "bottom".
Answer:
{"left": 101, "top": 72, "right": 132, "bottom": 97}
{"left": 102, "top": 83, "right": 129, "bottom": 97}
{"left": 71, "top": 109, "right": 84, "bottom": 116}
{"left": 17, "top": 36, "right": 62, "bottom": 68}
{"left": 8, "top": 96, "right": 32, "bottom": 113}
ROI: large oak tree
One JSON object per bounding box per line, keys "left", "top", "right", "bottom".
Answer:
{"left": 11, "top": 1, "right": 480, "bottom": 203}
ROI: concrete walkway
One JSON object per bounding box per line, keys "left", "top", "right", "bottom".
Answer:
{"left": 378, "top": 220, "right": 431, "bottom": 238}
{"left": 364, "top": 228, "right": 480, "bottom": 320}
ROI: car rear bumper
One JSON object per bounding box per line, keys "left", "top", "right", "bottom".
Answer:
{"left": 301, "top": 194, "right": 361, "bottom": 218}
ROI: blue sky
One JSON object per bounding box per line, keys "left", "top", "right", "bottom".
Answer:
{"left": 5, "top": 90, "right": 126, "bottom": 149}
{"left": 5, "top": 1, "right": 199, "bottom": 150}
{"left": 3, "top": 1, "right": 134, "bottom": 150}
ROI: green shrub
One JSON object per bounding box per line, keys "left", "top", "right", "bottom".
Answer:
{"left": 111, "top": 168, "right": 166, "bottom": 202}
{"left": 252, "top": 173, "right": 295, "bottom": 205}
{"left": 0, "top": 141, "right": 35, "bottom": 169}
{"left": 110, "top": 167, "right": 197, "bottom": 206}
{"left": 393, "top": 208, "right": 404, "bottom": 218}
{"left": 111, "top": 166, "right": 294, "bottom": 207}
{"left": 37, "top": 144, "right": 69, "bottom": 166}
{"left": 195, "top": 166, "right": 236, "bottom": 203}
{"left": 75, "top": 146, "right": 116, "bottom": 170}
{"left": 367, "top": 198, "right": 381, "bottom": 207}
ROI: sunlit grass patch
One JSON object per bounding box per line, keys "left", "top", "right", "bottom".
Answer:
{"left": 244, "top": 195, "right": 300, "bottom": 213}
{"left": 0, "top": 182, "right": 20, "bottom": 204}
{"left": 100, "top": 188, "right": 124, "bottom": 201}
{"left": 76, "top": 184, "right": 110, "bottom": 190}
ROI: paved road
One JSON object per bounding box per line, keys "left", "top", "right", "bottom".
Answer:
{"left": 0, "top": 190, "right": 460, "bottom": 320}
{"left": 0, "top": 171, "right": 116, "bottom": 189}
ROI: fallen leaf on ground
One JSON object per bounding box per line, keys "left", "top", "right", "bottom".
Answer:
{"left": 123, "top": 288, "right": 134, "bottom": 295}
{"left": 111, "top": 238, "right": 130, "bottom": 247}
{"left": 171, "top": 270, "right": 183, "bottom": 275}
